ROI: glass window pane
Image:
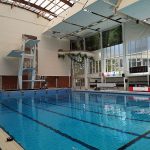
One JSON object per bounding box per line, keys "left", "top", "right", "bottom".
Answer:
{"left": 137, "top": 58, "right": 141, "bottom": 66}
{"left": 111, "top": 46, "right": 115, "bottom": 57}
{"left": 107, "top": 47, "right": 111, "bottom": 58}
{"left": 46, "top": 3, "right": 54, "bottom": 10}
{"left": 127, "top": 42, "right": 131, "bottom": 55}
{"left": 143, "top": 59, "right": 148, "bottom": 66}
{"left": 120, "top": 59, "right": 123, "bottom": 67}
{"left": 112, "top": 59, "right": 115, "bottom": 71}
{"left": 141, "top": 38, "right": 147, "bottom": 52}
{"left": 131, "top": 41, "right": 136, "bottom": 54}
{"left": 96, "top": 61, "right": 98, "bottom": 73}
{"left": 89, "top": 61, "right": 92, "bottom": 74}
{"left": 129, "top": 58, "right": 132, "bottom": 68}
{"left": 148, "top": 37, "right": 150, "bottom": 50}
{"left": 104, "top": 48, "right": 107, "bottom": 59}
{"left": 115, "top": 45, "right": 119, "bottom": 57}
{"left": 119, "top": 44, "right": 123, "bottom": 56}
{"left": 99, "top": 60, "right": 101, "bottom": 72}
{"left": 108, "top": 59, "right": 111, "bottom": 72}
{"left": 132, "top": 59, "right": 136, "bottom": 67}
{"left": 93, "top": 61, "right": 95, "bottom": 73}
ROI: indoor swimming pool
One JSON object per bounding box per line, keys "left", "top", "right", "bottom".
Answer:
{"left": 1, "top": 89, "right": 150, "bottom": 150}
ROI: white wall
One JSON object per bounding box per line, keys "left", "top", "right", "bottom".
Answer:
{"left": 38, "top": 35, "right": 70, "bottom": 76}
{"left": 0, "top": 4, "right": 70, "bottom": 76}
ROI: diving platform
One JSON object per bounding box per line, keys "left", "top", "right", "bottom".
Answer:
{"left": 7, "top": 38, "right": 45, "bottom": 90}
{"left": 7, "top": 50, "right": 23, "bottom": 58}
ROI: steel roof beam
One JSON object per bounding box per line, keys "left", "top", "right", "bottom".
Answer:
{"left": 63, "top": 20, "right": 98, "bottom": 31}
{"left": 60, "top": 0, "right": 74, "bottom": 7}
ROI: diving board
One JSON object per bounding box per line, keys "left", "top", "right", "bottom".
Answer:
{"left": 7, "top": 50, "right": 23, "bottom": 58}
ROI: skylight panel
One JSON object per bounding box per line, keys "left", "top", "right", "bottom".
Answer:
{"left": 35, "top": 0, "right": 44, "bottom": 6}
{"left": 62, "top": 4, "right": 69, "bottom": 10}
{"left": 57, "top": 2, "right": 64, "bottom": 7}
{"left": 69, "top": 0, "right": 74, "bottom": 4}
{"left": 55, "top": 8, "right": 64, "bottom": 15}
{"left": 70, "top": 0, "right": 79, "bottom": 3}
{"left": 19, "top": 3, "right": 25, "bottom": 7}
{"left": 48, "top": 15, "right": 54, "bottom": 20}
{"left": 34, "top": 9, "right": 40, "bottom": 13}
{"left": 45, "top": 3, "right": 54, "bottom": 10}
{"left": 50, "top": 5, "right": 59, "bottom": 12}
{"left": 30, "top": 0, "right": 37, "bottom": 4}
{"left": 24, "top": 5, "right": 31, "bottom": 9}
{"left": 6, "top": 0, "right": 11, "bottom": 2}
{"left": 7, "top": 0, "right": 13, "bottom": 4}
{"left": 38, "top": 11, "right": 44, "bottom": 15}
{"left": 1, "top": 0, "right": 71, "bottom": 21}
{"left": 54, "top": 0, "right": 60, "bottom": 4}
{"left": 29, "top": 7, "right": 36, "bottom": 11}
{"left": 41, "top": 0, "right": 50, "bottom": 8}
{"left": 15, "top": 2, "right": 21, "bottom": 6}
{"left": 44, "top": 13, "right": 50, "bottom": 17}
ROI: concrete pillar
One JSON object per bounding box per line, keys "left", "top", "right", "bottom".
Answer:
{"left": 84, "top": 58, "right": 89, "bottom": 89}
{"left": 100, "top": 32, "right": 105, "bottom": 83}
{"left": 122, "top": 23, "right": 128, "bottom": 90}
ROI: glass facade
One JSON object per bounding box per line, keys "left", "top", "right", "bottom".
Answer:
{"left": 126, "top": 37, "right": 150, "bottom": 69}
{"left": 103, "top": 44, "right": 123, "bottom": 76}
{"left": 70, "top": 27, "right": 150, "bottom": 80}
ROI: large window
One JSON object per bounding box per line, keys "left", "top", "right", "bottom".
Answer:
{"left": 85, "top": 33, "right": 100, "bottom": 51}
{"left": 70, "top": 39, "right": 84, "bottom": 51}
{"left": 102, "top": 26, "right": 122, "bottom": 48}
{"left": 126, "top": 37, "right": 150, "bottom": 70}
{"left": 104, "top": 44, "right": 123, "bottom": 76}
{"left": 88, "top": 59, "right": 101, "bottom": 74}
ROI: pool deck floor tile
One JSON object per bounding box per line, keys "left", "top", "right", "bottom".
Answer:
{"left": 0, "top": 128, "right": 23, "bottom": 150}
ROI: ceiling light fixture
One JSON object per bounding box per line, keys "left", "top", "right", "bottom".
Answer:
{"left": 83, "top": 9, "right": 91, "bottom": 13}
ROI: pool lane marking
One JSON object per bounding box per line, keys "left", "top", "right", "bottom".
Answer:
{"left": 117, "top": 129, "right": 150, "bottom": 150}
{"left": 0, "top": 103, "right": 99, "bottom": 150}
{"left": 36, "top": 96, "right": 150, "bottom": 116}
{"left": 47, "top": 96, "right": 103, "bottom": 108}
{"left": 21, "top": 101, "right": 150, "bottom": 139}
{"left": 35, "top": 98, "right": 150, "bottom": 124}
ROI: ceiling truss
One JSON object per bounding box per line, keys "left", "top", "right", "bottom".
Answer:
{"left": 0, "top": 0, "right": 78, "bottom": 20}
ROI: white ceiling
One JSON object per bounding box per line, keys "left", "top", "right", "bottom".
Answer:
{"left": 45, "top": 0, "right": 124, "bottom": 39}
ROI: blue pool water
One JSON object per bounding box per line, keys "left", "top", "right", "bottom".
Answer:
{"left": 1, "top": 89, "right": 150, "bottom": 150}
